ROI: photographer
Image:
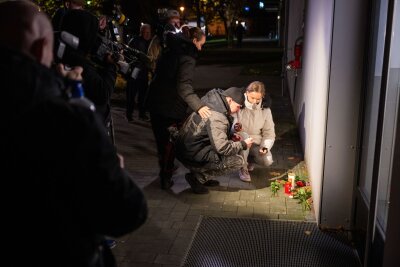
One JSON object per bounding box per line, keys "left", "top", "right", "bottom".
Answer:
{"left": 58, "top": 9, "right": 119, "bottom": 136}
{"left": 1, "top": 1, "right": 147, "bottom": 266}
{"left": 125, "top": 23, "right": 152, "bottom": 122}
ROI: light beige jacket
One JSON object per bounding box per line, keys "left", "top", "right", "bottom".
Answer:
{"left": 236, "top": 106, "right": 275, "bottom": 150}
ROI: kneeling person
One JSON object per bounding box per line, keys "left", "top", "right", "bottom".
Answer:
{"left": 235, "top": 81, "right": 276, "bottom": 182}
{"left": 175, "top": 87, "right": 253, "bottom": 194}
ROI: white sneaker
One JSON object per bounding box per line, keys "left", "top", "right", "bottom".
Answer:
{"left": 239, "top": 167, "right": 251, "bottom": 182}
{"left": 247, "top": 163, "right": 255, "bottom": 172}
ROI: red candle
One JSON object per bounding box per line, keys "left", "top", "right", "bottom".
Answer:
{"left": 284, "top": 182, "right": 292, "bottom": 194}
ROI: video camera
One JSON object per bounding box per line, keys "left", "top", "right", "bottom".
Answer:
{"left": 55, "top": 29, "right": 148, "bottom": 79}
{"left": 94, "top": 34, "right": 148, "bottom": 75}
{"left": 54, "top": 31, "right": 80, "bottom": 62}
{"left": 93, "top": 3, "right": 150, "bottom": 77}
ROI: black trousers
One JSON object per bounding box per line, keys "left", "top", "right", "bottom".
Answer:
{"left": 126, "top": 76, "right": 148, "bottom": 117}
{"left": 150, "top": 112, "right": 183, "bottom": 180}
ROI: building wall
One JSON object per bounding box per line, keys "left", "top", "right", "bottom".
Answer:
{"left": 287, "top": 0, "right": 367, "bottom": 228}
{"left": 287, "top": 0, "right": 335, "bottom": 223}
{"left": 321, "top": 0, "right": 366, "bottom": 228}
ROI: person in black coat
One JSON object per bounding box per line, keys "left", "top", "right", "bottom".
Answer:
{"left": 147, "top": 27, "right": 210, "bottom": 189}
{"left": 0, "top": 2, "right": 147, "bottom": 266}
{"left": 125, "top": 23, "right": 152, "bottom": 122}
{"left": 58, "top": 9, "right": 119, "bottom": 139}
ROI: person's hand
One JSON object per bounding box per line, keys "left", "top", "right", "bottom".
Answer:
{"left": 198, "top": 106, "right": 211, "bottom": 119}
{"left": 244, "top": 137, "right": 253, "bottom": 148}
{"left": 259, "top": 147, "right": 268, "bottom": 155}
{"left": 105, "top": 53, "right": 116, "bottom": 64}
{"left": 117, "top": 153, "right": 124, "bottom": 169}
{"left": 56, "top": 64, "right": 83, "bottom": 81}
{"left": 231, "top": 133, "right": 242, "bottom": 142}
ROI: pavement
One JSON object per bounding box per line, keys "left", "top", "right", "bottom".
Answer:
{"left": 110, "top": 38, "right": 315, "bottom": 267}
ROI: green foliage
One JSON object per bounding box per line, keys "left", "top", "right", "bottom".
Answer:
{"left": 293, "top": 187, "right": 312, "bottom": 211}
{"left": 189, "top": 0, "right": 246, "bottom": 44}
{"left": 270, "top": 181, "right": 281, "bottom": 196}
{"left": 31, "top": 0, "right": 59, "bottom": 17}
{"left": 31, "top": 0, "right": 104, "bottom": 17}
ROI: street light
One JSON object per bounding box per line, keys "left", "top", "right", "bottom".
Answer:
{"left": 276, "top": 15, "right": 280, "bottom": 40}
{"left": 180, "top": 6, "right": 185, "bottom": 12}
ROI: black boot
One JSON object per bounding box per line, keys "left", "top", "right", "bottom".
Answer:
{"left": 185, "top": 173, "right": 209, "bottom": 194}
{"left": 160, "top": 176, "right": 174, "bottom": 190}
{"left": 203, "top": 180, "right": 220, "bottom": 187}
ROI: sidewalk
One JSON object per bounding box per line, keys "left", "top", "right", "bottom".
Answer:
{"left": 111, "top": 42, "right": 315, "bottom": 266}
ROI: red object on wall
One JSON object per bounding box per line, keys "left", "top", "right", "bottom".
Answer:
{"left": 286, "top": 37, "right": 303, "bottom": 70}
{"left": 284, "top": 182, "right": 292, "bottom": 194}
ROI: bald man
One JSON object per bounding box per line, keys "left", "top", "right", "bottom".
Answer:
{"left": 0, "top": 1, "right": 147, "bottom": 267}
{"left": 0, "top": 0, "right": 53, "bottom": 66}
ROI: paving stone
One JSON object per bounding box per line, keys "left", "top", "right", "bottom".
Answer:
{"left": 270, "top": 204, "right": 287, "bottom": 214}
{"left": 118, "top": 261, "right": 163, "bottom": 267}
{"left": 278, "top": 213, "right": 307, "bottom": 220}
{"left": 237, "top": 206, "right": 254, "bottom": 217}
{"left": 222, "top": 205, "right": 238, "bottom": 212}
{"left": 154, "top": 254, "right": 182, "bottom": 265}
{"left": 187, "top": 208, "right": 206, "bottom": 215}
{"left": 147, "top": 199, "right": 162, "bottom": 207}
{"left": 253, "top": 210, "right": 273, "bottom": 219}
{"left": 249, "top": 202, "right": 270, "bottom": 211}
{"left": 172, "top": 203, "right": 191, "bottom": 212}
{"left": 155, "top": 229, "right": 179, "bottom": 241}
{"left": 206, "top": 203, "right": 224, "bottom": 211}
{"left": 151, "top": 207, "right": 175, "bottom": 215}
{"left": 128, "top": 252, "right": 157, "bottom": 263}
{"left": 147, "top": 220, "right": 175, "bottom": 229}
{"left": 218, "top": 211, "right": 239, "bottom": 217}
{"left": 168, "top": 211, "right": 187, "bottom": 221}
{"left": 305, "top": 211, "right": 317, "bottom": 221}
{"left": 121, "top": 241, "right": 171, "bottom": 254}
{"left": 177, "top": 229, "right": 196, "bottom": 239}
{"left": 224, "top": 191, "right": 241, "bottom": 201}
{"left": 169, "top": 238, "right": 192, "bottom": 256}
{"left": 239, "top": 190, "right": 256, "bottom": 201}
{"left": 184, "top": 214, "right": 201, "bottom": 223}
{"left": 209, "top": 195, "right": 225, "bottom": 203}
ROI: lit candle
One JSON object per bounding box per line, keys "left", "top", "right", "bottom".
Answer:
{"left": 288, "top": 172, "right": 296, "bottom": 189}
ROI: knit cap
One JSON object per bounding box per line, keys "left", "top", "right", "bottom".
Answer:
{"left": 223, "top": 87, "right": 245, "bottom": 106}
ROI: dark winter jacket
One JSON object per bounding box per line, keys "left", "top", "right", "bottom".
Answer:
{"left": 1, "top": 45, "right": 147, "bottom": 267}
{"left": 128, "top": 36, "right": 150, "bottom": 80}
{"left": 147, "top": 33, "right": 204, "bottom": 120}
{"left": 175, "top": 89, "right": 247, "bottom": 167}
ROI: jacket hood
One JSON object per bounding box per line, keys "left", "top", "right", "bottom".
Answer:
{"left": 201, "top": 88, "right": 230, "bottom": 115}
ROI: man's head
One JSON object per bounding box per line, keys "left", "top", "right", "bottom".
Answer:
{"left": 0, "top": 1, "right": 54, "bottom": 67}
{"left": 167, "top": 9, "right": 180, "bottom": 28}
{"left": 140, "top": 24, "right": 152, "bottom": 41}
{"left": 188, "top": 27, "right": 206, "bottom": 51}
{"left": 223, "top": 87, "right": 245, "bottom": 114}
{"left": 64, "top": 0, "right": 85, "bottom": 10}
